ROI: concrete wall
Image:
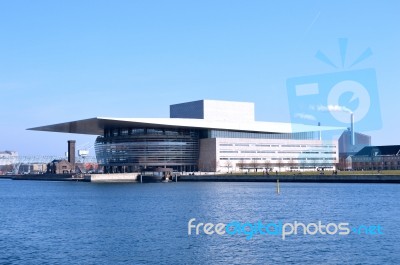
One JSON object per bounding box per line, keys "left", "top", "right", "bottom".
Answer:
{"left": 203, "top": 100, "right": 254, "bottom": 122}
{"left": 89, "top": 173, "right": 139, "bottom": 182}
{"left": 198, "top": 138, "right": 217, "bottom": 171}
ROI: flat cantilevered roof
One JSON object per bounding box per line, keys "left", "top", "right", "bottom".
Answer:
{"left": 28, "top": 117, "right": 345, "bottom": 136}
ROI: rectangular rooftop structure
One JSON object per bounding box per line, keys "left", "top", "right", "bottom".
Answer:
{"left": 170, "top": 100, "right": 255, "bottom": 122}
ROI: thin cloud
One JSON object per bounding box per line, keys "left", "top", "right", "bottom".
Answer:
{"left": 294, "top": 113, "right": 316, "bottom": 121}
{"left": 312, "top": 105, "right": 352, "bottom": 114}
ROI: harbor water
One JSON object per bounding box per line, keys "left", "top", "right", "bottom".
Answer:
{"left": 0, "top": 180, "right": 399, "bottom": 264}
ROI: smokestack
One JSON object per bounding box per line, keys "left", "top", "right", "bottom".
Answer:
{"left": 68, "top": 140, "right": 76, "bottom": 170}
{"left": 318, "top": 122, "right": 321, "bottom": 141}
{"left": 350, "top": 114, "right": 355, "bottom": 145}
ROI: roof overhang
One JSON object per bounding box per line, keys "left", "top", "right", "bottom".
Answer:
{"left": 28, "top": 117, "right": 346, "bottom": 136}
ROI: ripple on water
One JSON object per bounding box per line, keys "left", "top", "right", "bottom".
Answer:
{"left": 0, "top": 180, "right": 399, "bottom": 264}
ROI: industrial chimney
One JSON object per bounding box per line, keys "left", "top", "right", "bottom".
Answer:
{"left": 318, "top": 122, "right": 321, "bottom": 141}
{"left": 68, "top": 140, "right": 76, "bottom": 171}
{"left": 350, "top": 114, "right": 355, "bottom": 146}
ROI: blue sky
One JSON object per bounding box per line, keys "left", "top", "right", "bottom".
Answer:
{"left": 0, "top": 0, "right": 399, "bottom": 155}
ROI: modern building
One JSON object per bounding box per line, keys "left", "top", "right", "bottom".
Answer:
{"left": 351, "top": 145, "right": 400, "bottom": 171}
{"left": 29, "top": 100, "right": 342, "bottom": 173}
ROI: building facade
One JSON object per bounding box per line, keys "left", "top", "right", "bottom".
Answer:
{"left": 351, "top": 145, "right": 400, "bottom": 171}
{"left": 200, "top": 137, "right": 337, "bottom": 172}
{"left": 30, "top": 100, "right": 341, "bottom": 173}
{"left": 337, "top": 129, "right": 371, "bottom": 170}
{"left": 47, "top": 159, "right": 74, "bottom": 174}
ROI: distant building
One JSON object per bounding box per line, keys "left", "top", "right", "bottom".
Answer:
{"left": 338, "top": 129, "right": 371, "bottom": 157}
{"left": 337, "top": 129, "right": 371, "bottom": 170}
{"left": 0, "top": 151, "right": 18, "bottom": 166}
{"left": 19, "top": 163, "right": 47, "bottom": 174}
{"left": 47, "top": 160, "right": 74, "bottom": 174}
{"left": 351, "top": 145, "right": 400, "bottom": 170}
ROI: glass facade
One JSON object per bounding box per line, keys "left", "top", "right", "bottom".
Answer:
{"left": 95, "top": 128, "right": 199, "bottom": 172}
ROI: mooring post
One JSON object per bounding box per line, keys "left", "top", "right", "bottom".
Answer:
{"left": 276, "top": 178, "right": 280, "bottom": 195}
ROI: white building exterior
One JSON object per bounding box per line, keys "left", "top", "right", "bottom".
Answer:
{"left": 30, "top": 100, "right": 342, "bottom": 173}
{"left": 199, "top": 138, "right": 338, "bottom": 172}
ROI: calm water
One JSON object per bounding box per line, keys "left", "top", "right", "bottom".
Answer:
{"left": 0, "top": 179, "right": 399, "bottom": 264}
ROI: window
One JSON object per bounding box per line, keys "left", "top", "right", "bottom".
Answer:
{"left": 208, "top": 130, "right": 317, "bottom": 140}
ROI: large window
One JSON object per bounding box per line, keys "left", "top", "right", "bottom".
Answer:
{"left": 96, "top": 128, "right": 199, "bottom": 171}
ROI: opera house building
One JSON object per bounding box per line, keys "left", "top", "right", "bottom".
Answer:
{"left": 30, "top": 100, "right": 340, "bottom": 173}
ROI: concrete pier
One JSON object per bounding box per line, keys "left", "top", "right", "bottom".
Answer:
{"left": 86, "top": 173, "right": 140, "bottom": 182}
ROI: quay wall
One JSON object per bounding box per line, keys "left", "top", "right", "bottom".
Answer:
{"left": 3, "top": 173, "right": 400, "bottom": 183}
{"left": 179, "top": 174, "right": 400, "bottom": 183}
{"left": 88, "top": 173, "right": 139, "bottom": 182}
{"left": 11, "top": 174, "right": 84, "bottom": 181}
